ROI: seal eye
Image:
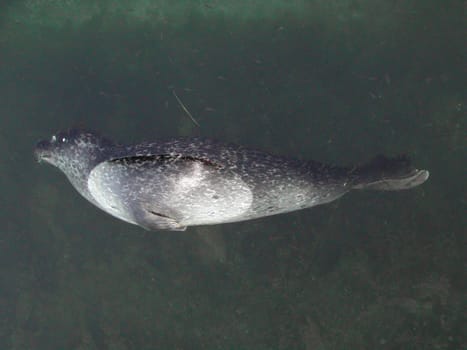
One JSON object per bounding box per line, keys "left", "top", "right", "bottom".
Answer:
{"left": 62, "top": 137, "right": 67, "bottom": 143}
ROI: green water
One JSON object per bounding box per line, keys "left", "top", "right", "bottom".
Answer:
{"left": 0, "top": 1, "right": 465, "bottom": 349}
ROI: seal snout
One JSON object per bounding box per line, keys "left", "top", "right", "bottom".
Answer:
{"left": 34, "top": 139, "right": 52, "bottom": 162}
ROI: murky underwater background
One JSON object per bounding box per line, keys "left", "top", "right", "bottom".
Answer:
{"left": 0, "top": 0, "right": 465, "bottom": 349}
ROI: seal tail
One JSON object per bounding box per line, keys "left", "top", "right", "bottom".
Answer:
{"left": 350, "top": 155, "right": 429, "bottom": 191}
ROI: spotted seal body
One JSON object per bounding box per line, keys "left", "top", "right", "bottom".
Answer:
{"left": 35, "top": 130, "right": 429, "bottom": 231}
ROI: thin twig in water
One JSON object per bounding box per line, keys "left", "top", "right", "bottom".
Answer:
{"left": 172, "top": 90, "right": 200, "bottom": 127}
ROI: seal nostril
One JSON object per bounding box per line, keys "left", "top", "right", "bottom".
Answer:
{"left": 36, "top": 139, "right": 50, "bottom": 150}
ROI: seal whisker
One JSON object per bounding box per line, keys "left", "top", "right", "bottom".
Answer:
{"left": 172, "top": 89, "right": 200, "bottom": 127}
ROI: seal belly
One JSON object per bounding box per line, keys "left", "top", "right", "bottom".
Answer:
{"left": 164, "top": 161, "right": 254, "bottom": 225}
{"left": 88, "top": 155, "right": 254, "bottom": 229}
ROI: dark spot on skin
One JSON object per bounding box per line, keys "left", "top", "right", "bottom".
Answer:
{"left": 212, "top": 195, "right": 219, "bottom": 199}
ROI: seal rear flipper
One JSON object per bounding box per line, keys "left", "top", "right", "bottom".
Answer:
{"left": 351, "top": 155, "right": 429, "bottom": 191}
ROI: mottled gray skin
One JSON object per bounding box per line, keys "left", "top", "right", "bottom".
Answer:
{"left": 35, "top": 129, "right": 429, "bottom": 231}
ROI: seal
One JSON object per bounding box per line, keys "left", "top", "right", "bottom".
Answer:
{"left": 35, "top": 129, "right": 429, "bottom": 231}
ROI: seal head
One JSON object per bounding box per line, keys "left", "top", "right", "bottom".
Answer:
{"left": 35, "top": 129, "right": 114, "bottom": 206}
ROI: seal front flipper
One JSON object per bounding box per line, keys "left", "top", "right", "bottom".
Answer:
{"left": 135, "top": 208, "right": 187, "bottom": 231}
